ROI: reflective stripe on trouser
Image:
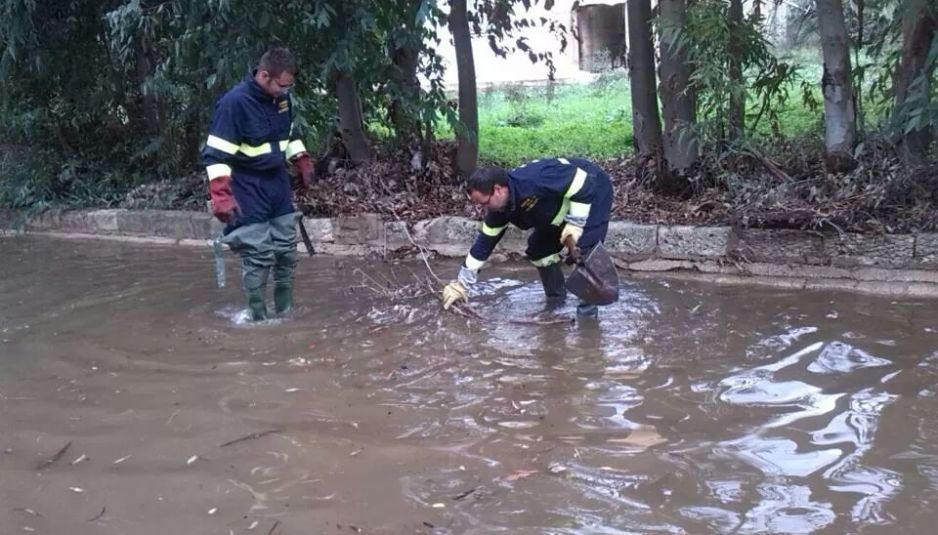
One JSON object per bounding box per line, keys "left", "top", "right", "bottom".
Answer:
{"left": 269, "top": 211, "right": 301, "bottom": 314}
{"left": 221, "top": 221, "right": 276, "bottom": 320}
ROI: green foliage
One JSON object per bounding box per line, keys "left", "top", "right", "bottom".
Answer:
{"left": 677, "top": 0, "right": 809, "bottom": 143}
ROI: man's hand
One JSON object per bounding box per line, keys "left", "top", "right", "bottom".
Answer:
{"left": 209, "top": 176, "right": 240, "bottom": 224}
{"left": 292, "top": 153, "right": 314, "bottom": 194}
{"left": 559, "top": 223, "right": 584, "bottom": 247}
{"left": 441, "top": 281, "right": 469, "bottom": 310}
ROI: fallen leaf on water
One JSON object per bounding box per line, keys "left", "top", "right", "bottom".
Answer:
{"left": 113, "top": 455, "right": 131, "bottom": 465}
{"left": 207, "top": 508, "right": 217, "bottom": 515}
{"left": 248, "top": 520, "right": 259, "bottom": 530}
{"left": 71, "top": 454, "right": 88, "bottom": 465}
{"left": 505, "top": 469, "right": 538, "bottom": 481}
{"left": 431, "top": 502, "right": 445, "bottom": 509}
{"left": 186, "top": 455, "right": 199, "bottom": 465}
{"left": 68, "top": 487, "right": 84, "bottom": 493}
{"left": 285, "top": 388, "right": 301, "bottom": 393}
{"left": 607, "top": 426, "right": 667, "bottom": 448}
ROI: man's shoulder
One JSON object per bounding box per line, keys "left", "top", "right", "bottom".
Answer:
{"left": 215, "top": 80, "right": 252, "bottom": 108}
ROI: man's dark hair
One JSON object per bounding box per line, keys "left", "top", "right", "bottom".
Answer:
{"left": 258, "top": 47, "right": 297, "bottom": 77}
{"left": 466, "top": 166, "right": 508, "bottom": 195}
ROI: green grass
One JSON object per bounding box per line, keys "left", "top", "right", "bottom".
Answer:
{"left": 431, "top": 46, "right": 911, "bottom": 166}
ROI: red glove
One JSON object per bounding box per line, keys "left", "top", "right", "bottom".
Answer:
{"left": 292, "top": 153, "right": 314, "bottom": 193}
{"left": 209, "top": 176, "right": 240, "bottom": 224}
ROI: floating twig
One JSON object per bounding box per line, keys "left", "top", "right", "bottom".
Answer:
{"left": 87, "top": 506, "right": 106, "bottom": 522}
{"left": 36, "top": 441, "right": 72, "bottom": 471}
{"left": 266, "top": 520, "right": 281, "bottom": 535}
{"left": 220, "top": 429, "right": 283, "bottom": 448}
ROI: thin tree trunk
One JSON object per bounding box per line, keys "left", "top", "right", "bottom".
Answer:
{"left": 335, "top": 70, "right": 373, "bottom": 164}
{"left": 727, "top": 0, "right": 745, "bottom": 140}
{"left": 626, "top": 0, "right": 662, "bottom": 157}
{"left": 134, "top": 34, "right": 161, "bottom": 134}
{"left": 893, "top": 0, "right": 937, "bottom": 163}
{"left": 658, "top": 0, "right": 697, "bottom": 182}
{"left": 816, "top": 0, "right": 858, "bottom": 172}
{"left": 448, "top": 0, "right": 479, "bottom": 178}
{"left": 389, "top": 0, "right": 423, "bottom": 150}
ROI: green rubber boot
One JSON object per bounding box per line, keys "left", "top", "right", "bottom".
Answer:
{"left": 270, "top": 211, "right": 301, "bottom": 316}
{"left": 273, "top": 249, "right": 296, "bottom": 315}
{"left": 242, "top": 258, "right": 270, "bottom": 321}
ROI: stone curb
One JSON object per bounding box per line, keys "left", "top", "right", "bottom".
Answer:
{"left": 3, "top": 209, "right": 938, "bottom": 297}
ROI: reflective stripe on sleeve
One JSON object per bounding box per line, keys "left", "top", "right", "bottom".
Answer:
{"left": 464, "top": 253, "right": 486, "bottom": 271}
{"left": 206, "top": 164, "right": 232, "bottom": 180}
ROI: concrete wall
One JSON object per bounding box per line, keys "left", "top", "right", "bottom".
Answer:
{"left": 4, "top": 209, "right": 938, "bottom": 298}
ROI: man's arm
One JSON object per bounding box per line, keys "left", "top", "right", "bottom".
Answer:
{"left": 441, "top": 210, "right": 509, "bottom": 309}
{"left": 285, "top": 97, "right": 313, "bottom": 190}
{"left": 201, "top": 96, "right": 242, "bottom": 223}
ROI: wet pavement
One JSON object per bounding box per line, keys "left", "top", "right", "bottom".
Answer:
{"left": 1, "top": 235, "right": 938, "bottom": 534}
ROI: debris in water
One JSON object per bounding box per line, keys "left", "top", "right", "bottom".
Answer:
{"left": 113, "top": 455, "right": 131, "bottom": 465}
{"left": 431, "top": 502, "right": 445, "bottom": 508}
{"left": 452, "top": 488, "right": 476, "bottom": 501}
{"left": 285, "top": 388, "right": 301, "bottom": 393}
{"left": 548, "top": 463, "right": 568, "bottom": 474}
{"left": 208, "top": 507, "right": 217, "bottom": 515}
{"left": 87, "top": 507, "right": 106, "bottom": 522}
{"left": 505, "top": 469, "right": 538, "bottom": 481}
{"left": 266, "top": 520, "right": 281, "bottom": 535}
{"left": 248, "top": 520, "right": 259, "bottom": 530}
{"left": 69, "top": 487, "right": 85, "bottom": 493}
{"left": 219, "top": 429, "right": 282, "bottom": 448}
{"left": 36, "top": 441, "right": 72, "bottom": 471}
{"left": 13, "top": 508, "right": 41, "bottom": 518}
{"left": 186, "top": 455, "right": 199, "bottom": 465}
{"left": 71, "top": 454, "right": 88, "bottom": 465}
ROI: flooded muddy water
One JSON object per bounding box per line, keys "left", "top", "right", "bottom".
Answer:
{"left": 2, "top": 236, "right": 937, "bottom": 534}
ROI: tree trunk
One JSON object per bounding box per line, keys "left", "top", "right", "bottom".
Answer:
{"left": 893, "top": 0, "right": 937, "bottom": 163}
{"left": 134, "top": 35, "right": 161, "bottom": 134}
{"left": 626, "top": 0, "right": 662, "bottom": 158}
{"left": 448, "top": 0, "right": 479, "bottom": 178}
{"left": 388, "top": 0, "right": 424, "bottom": 150}
{"left": 334, "top": 70, "right": 373, "bottom": 164}
{"left": 727, "top": 0, "right": 745, "bottom": 140}
{"left": 816, "top": 0, "right": 858, "bottom": 172}
{"left": 658, "top": 0, "right": 697, "bottom": 182}
{"left": 389, "top": 41, "right": 421, "bottom": 147}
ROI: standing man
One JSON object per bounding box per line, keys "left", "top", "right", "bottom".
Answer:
{"left": 441, "top": 157, "right": 615, "bottom": 317}
{"left": 202, "top": 47, "right": 313, "bottom": 321}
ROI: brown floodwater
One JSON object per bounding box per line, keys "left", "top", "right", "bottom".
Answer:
{"left": 1, "top": 235, "right": 937, "bottom": 534}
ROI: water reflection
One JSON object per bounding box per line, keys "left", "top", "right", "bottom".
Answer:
{"left": 2, "top": 237, "right": 938, "bottom": 534}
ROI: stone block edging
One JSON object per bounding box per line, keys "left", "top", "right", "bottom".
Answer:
{"left": 3, "top": 209, "right": 938, "bottom": 297}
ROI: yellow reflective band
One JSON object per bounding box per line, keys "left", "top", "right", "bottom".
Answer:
{"left": 551, "top": 168, "right": 589, "bottom": 225}
{"left": 465, "top": 254, "right": 486, "bottom": 271}
{"left": 205, "top": 164, "right": 231, "bottom": 180}
{"left": 286, "top": 139, "right": 307, "bottom": 159}
{"left": 279, "top": 140, "right": 289, "bottom": 151}
{"left": 481, "top": 222, "right": 506, "bottom": 237}
{"left": 569, "top": 201, "right": 590, "bottom": 220}
{"left": 565, "top": 168, "right": 587, "bottom": 198}
{"left": 238, "top": 142, "right": 272, "bottom": 157}
{"left": 206, "top": 135, "right": 239, "bottom": 155}
{"left": 530, "top": 253, "right": 561, "bottom": 267}
{"left": 557, "top": 157, "right": 570, "bottom": 165}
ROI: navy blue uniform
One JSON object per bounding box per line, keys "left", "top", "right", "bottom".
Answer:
{"left": 201, "top": 75, "right": 307, "bottom": 230}
{"left": 464, "top": 157, "right": 613, "bottom": 271}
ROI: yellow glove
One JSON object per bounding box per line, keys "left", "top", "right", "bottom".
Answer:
{"left": 559, "top": 223, "right": 584, "bottom": 246}
{"left": 441, "top": 281, "right": 469, "bottom": 310}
